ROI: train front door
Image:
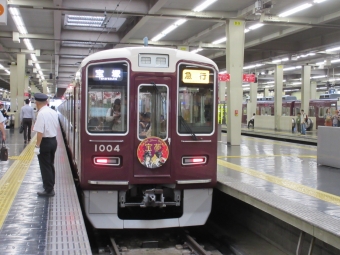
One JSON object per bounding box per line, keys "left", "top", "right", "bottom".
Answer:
{"left": 133, "top": 76, "right": 172, "bottom": 180}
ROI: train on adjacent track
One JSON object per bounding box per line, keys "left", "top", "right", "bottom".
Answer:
{"left": 58, "top": 47, "right": 218, "bottom": 229}
{"left": 240, "top": 95, "right": 340, "bottom": 129}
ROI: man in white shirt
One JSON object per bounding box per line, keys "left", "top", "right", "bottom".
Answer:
{"left": 33, "top": 93, "right": 59, "bottom": 197}
{"left": 248, "top": 113, "right": 255, "bottom": 129}
{"left": 0, "top": 111, "right": 6, "bottom": 143}
{"left": 20, "top": 98, "right": 36, "bottom": 143}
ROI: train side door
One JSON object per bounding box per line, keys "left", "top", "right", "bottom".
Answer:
{"left": 133, "top": 76, "right": 172, "bottom": 179}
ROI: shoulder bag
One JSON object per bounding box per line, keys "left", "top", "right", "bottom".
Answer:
{"left": 1, "top": 141, "right": 8, "bottom": 161}
{"left": 19, "top": 125, "right": 24, "bottom": 133}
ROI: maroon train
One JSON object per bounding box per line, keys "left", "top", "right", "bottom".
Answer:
{"left": 58, "top": 47, "right": 218, "bottom": 229}
{"left": 241, "top": 96, "right": 339, "bottom": 128}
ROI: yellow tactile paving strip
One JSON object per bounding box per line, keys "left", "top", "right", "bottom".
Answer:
{"left": 217, "top": 159, "right": 340, "bottom": 206}
{"left": 0, "top": 135, "right": 36, "bottom": 228}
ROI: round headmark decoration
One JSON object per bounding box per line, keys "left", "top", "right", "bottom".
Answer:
{"left": 0, "top": 5, "right": 4, "bottom": 16}
{"left": 137, "top": 137, "right": 169, "bottom": 169}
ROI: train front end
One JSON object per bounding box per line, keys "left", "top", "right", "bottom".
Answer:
{"left": 79, "top": 47, "right": 218, "bottom": 229}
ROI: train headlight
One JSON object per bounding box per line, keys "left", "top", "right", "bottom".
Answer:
{"left": 94, "top": 157, "right": 120, "bottom": 166}
{"left": 182, "top": 156, "right": 207, "bottom": 166}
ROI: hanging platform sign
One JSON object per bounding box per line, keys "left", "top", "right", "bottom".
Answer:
{"left": 243, "top": 74, "right": 256, "bottom": 82}
{"left": 218, "top": 73, "right": 230, "bottom": 82}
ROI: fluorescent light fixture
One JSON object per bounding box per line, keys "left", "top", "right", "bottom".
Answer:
{"left": 5, "top": 70, "right": 10, "bottom": 74}
{"left": 272, "top": 59, "right": 281, "bottom": 63}
{"left": 244, "top": 28, "right": 250, "bottom": 33}
{"left": 212, "top": 37, "right": 226, "bottom": 44}
{"left": 243, "top": 87, "right": 250, "bottom": 90}
{"left": 317, "top": 86, "right": 327, "bottom": 89}
{"left": 242, "top": 84, "right": 250, "bottom": 87}
{"left": 151, "top": 19, "right": 187, "bottom": 41}
{"left": 191, "top": 48, "right": 203, "bottom": 54}
{"left": 278, "top": 3, "right": 313, "bottom": 17}
{"left": 24, "top": 39, "right": 34, "bottom": 51}
{"left": 267, "top": 81, "right": 275, "bottom": 84}
{"left": 219, "top": 70, "right": 227, "bottom": 74}
{"left": 291, "top": 82, "right": 302, "bottom": 85}
{"left": 283, "top": 67, "right": 296, "bottom": 71}
{"left": 326, "top": 46, "right": 340, "bottom": 52}
{"left": 66, "top": 15, "right": 105, "bottom": 27}
{"left": 9, "top": 7, "right": 27, "bottom": 34}
{"left": 314, "top": 0, "right": 327, "bottom": 3}
{"left": 249, "top": 23, "right": 264, "bottom": 30}
{"left": 281, "top": 58, "right": 289, "bottom": 61}
{"left": 193, "top": 0, "right": 217, "bottom": 12}
{"left": 311, "top": 75, "right": 326, "bottom": 79}
{"left": 243, "top": 64, "right": 263, "bottom": 70}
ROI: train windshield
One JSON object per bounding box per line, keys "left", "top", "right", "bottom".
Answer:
{"left": 138, "top": 84, "right": 168, "bottom": 140}
{"left": 86, "top": 62, "right": 128, "bottom": 134}
{"left": 178, "top": 64, "right": 215, "bottom": 134}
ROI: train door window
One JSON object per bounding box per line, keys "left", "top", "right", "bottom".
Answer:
{"left": 309, "top": 106, "right": 315, "bottom": 117}
{"left": 243, "top": 107, "right": 247, "bottom": 115}
{"left": 86, "top": 62, "right": 128, "bottom": 134}
{"left": 256, "top": 107, "right": 259, "bottom": 115}
{"left": 331, "top": 105, "right": 336, "bottom": 114}
{"left": 177, "top": 64, "right": 215, "bottom": 135}
{"left": 319, "top": 107, "right": 324, "bottom": 118}
{"left": 138, "top": 85, "right": 168, "bottom": 140}
{"left": 282, "top": 107, "right": 286, "bottom": 116}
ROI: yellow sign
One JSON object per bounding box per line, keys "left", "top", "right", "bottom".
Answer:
{"left": 234, "top": 21, "right": 242, "bottom": 26}
{"left": 182, "top": 69, "right": 209, "bottom": 84}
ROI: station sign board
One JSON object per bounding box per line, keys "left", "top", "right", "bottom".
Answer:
{"left": 218, "top": 73, "right": 256, "bottom": 82}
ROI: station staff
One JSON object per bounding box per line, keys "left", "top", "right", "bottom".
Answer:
{"left": 33, "top": 93, "right": 59, "bottom": 197}
{"left": 20, "top": 98, "right": 36, "bottom": 143}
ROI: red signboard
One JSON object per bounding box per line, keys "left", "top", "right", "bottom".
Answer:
{"left": 218, "top": 73, "right": 230, "bottom": 81}
{"left": 219, "top": 73, "right": 256, "bottom": 82}
{"left": 243, "top": 74, "right": 256, "bottom": 82}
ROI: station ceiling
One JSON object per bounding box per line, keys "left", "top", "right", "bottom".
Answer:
{"left": 1, "top": 0, "right": 340, "bottom": 97}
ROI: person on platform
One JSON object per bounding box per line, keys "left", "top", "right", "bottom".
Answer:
{"left": 0, "top": 111, "right": 6, "bottom": 143}
{"left": 33, "top": 93, "right": 59, "bottom": 197}
{"left": 300, "top": 109, "right": 306, "bottom": 135}
{"left": 248, "top": 113, "right": 255, "bottom": 129}
{"left": 20, "top": 98, "right": 35, "bottom": 143}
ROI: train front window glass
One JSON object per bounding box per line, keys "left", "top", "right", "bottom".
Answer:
{"left": 86, "top": 62, "right": 128, "bottom": 134}
{"left": 319, "top": 107, "right": 324, "bottom": 118}
{"left": 178, "top": 64, "right": 215, "bottom": 134}
{"left": 138, "top": 85, "right": 168, "bottom": 140}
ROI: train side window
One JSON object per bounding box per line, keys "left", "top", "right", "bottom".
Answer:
{"left": 309, "top": 106, "right": 315, "bottom": 117}
{"left": 177, "top": 64, "right": 215, "bottom": 134}
{"left": 319, "top": 107, "right": 324, "bottom": 118}
{"left": 86, "top": 62, "right": 128, "bottom": 134}
{"left": 138, "top": 85, "right": 168, "bottom": 140}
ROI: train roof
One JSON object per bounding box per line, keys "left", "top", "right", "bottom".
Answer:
{"left": 80, "top": 46, "right": 218, "bottom": 70}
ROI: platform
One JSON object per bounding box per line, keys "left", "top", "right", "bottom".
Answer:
{"left": 216, "top": 133, "right": 340, "bottom": 250}
{"left": 0, "top": 128, "right": 92, "bottom": 255}
{"left": 222, "top": 124, "right": 318, "bottom": 144}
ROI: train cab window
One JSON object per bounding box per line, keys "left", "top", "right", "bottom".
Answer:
{"left": 86, "top": 62, "right": 128, "bottom": 134}
{"left": 138, "top": 85, "right": 168, "bottom": 140}
{"left": 177, "top": 64, "right": 215, "bottom": 134}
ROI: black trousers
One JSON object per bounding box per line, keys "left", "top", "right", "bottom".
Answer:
{"left": 248, "top": 119, "right": 254, "bottom": 128}
{"left": 38, "top": 137, "right": 57, "bottom": 192}
{"left": 22, "top": 118, "right": 33, "bottom": 141}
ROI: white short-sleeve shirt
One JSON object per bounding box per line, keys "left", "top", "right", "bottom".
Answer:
{"left": 33, "top": 106, "right": 59, "bottom": 137}
{"left": 0, "top": 112, "right": 5, "bottom": 124}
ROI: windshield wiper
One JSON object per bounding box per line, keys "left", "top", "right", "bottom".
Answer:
{"left": 179, "top": 116, "right": 197, "bottom": 140}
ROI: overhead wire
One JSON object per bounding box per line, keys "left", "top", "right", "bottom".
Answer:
{"left": 89, "top": 0, "right": 132, "bottom": 54}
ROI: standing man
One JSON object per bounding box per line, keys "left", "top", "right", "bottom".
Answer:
{"left": 300, "top": 109, "right": 306, "bottom": 135}
{"left": 0, "top": 111, "right": 6, "bottom": 143}
{"left": 248, "top": 113, "right": 255, "bottom": 129}
{"left": 33, "top": 93, "right": 59, "bottom": 197}
{"left": 20, "top": 98, "right": 35, "bottom": 143}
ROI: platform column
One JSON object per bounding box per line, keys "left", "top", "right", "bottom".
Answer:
{"left": 10, "top": 64, "right": 17, "bottom": 112}
{"left": 301, "top": 65, "right": 311, "bottom": 114}
{"left": 247, "top": 82, "right": 258, "bottom": 123}
{"left": 226, "top": 19, "right": 245, "bottom": 146}
{"left": 310, "top": 80, "right": 317, "bottom": 99}
{"left": 274, "top": 65, "right": 283, "bottom": 130}
{"left": 218, "top": 80, "right": 227, "bottom": 141}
